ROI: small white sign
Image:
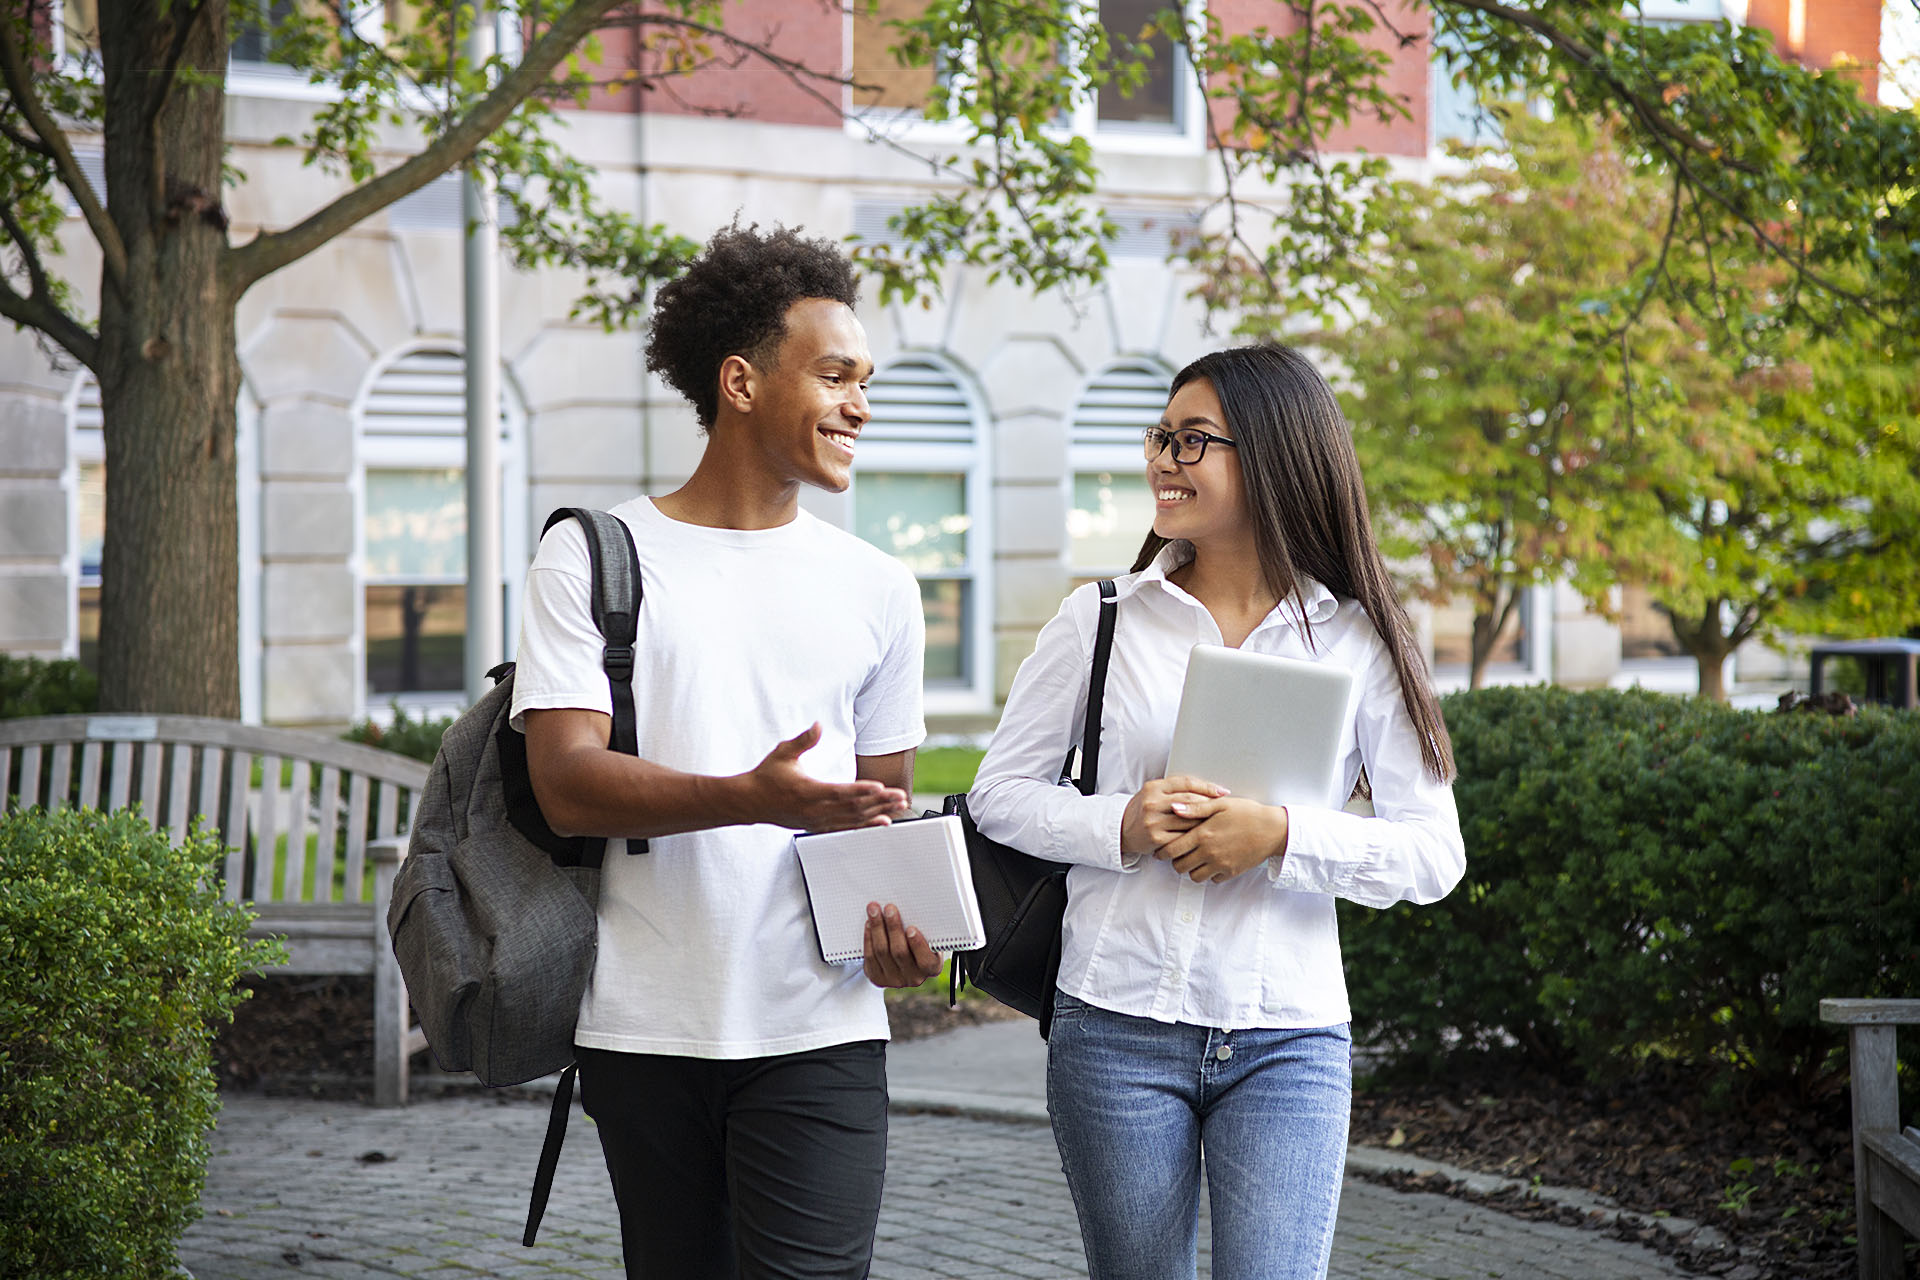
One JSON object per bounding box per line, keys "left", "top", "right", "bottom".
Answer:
{"left": 86, "top": 715, "right": 158, "bottom": 741}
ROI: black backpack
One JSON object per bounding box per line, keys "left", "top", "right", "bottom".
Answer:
{"left": 386, "top": 506, "right": 641, "bottom": 1245}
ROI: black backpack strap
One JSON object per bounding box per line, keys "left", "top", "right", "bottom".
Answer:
{"left": 1073, "top": 580, "right": 1120, "bottom": 797}
{"left": 540, "top": 508, "right": 647, "bottom": 858}
{"left": 523, "top": 1061, "right": 578, "bottom": 1247}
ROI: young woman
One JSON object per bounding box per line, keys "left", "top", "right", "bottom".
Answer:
{"left": 969, "top": 344, "right": 1465, "bottom": 1280}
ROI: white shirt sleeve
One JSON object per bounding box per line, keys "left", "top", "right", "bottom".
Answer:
{"left": 1270, "top": 639, "right": 1466, "bottom": 907}
{"left": 854, "top": 567, "right": 928, "bottom": 757}
{"left": 968, "top": 588, "right": 1136, "bottom": 872}
{"left": 508, "top": 520, "right": 613, "bottom": 729}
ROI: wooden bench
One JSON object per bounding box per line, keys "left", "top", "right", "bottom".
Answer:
{"left": 1821, "top": 998, "right": 1920, "bottom": 1280}
{"left": 0, "top": 713, "right": 431, "bottom": 1106}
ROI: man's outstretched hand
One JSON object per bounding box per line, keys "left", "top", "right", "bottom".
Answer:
{"left": 741, "top": 723, "right": 910, "bottom": 831}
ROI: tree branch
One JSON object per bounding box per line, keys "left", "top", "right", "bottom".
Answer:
{"left": 0, "top": 234, "right": 100, "bottom": 370}
{"left": 224, "top": 0, "right": 631, "bottom": 295}
{"left": 0, "top": 13, "right": 127, "bottom": 286}
{"left": 1443, "top": 0, "right": 1755, "bottom": 173}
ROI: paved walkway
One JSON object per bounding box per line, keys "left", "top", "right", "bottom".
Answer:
{"left": 181, "top": 1021, "right": 1700, "bottom": 1279}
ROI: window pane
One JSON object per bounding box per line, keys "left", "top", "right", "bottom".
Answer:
{"left": 1619, "top": 584, "right": 1684, "bottom": 659}
{"left": 78, "top": 585, "right": 99, "bottom": 673}
{"left": 921, "top": 579, "right": 968, "bottom": 684}
{"left": 366, "top": 468, "right": 466, "bottom": 578}
{"left": 855, "top": 472, "right": 969, "bottom": 573}
{"left": 1069, "top": 470, "right": 1153, "bottom": 572}
{"left": 77, "top": 462, "right": 104, "bottom": 579}
{"left": 366, "top": 584, "right": 466, "bottom": 694}
{"left": 60, "top": 0, "right": 100, "bottom": 57}
{"left": 1097, "top": 0, "right": 1181, "bottom": 127}
{"left": 1429, "top": 595, "right": 1522, "bottom": 667}
{"left": 852, "top": 0, "right": 940, "bottom": 110}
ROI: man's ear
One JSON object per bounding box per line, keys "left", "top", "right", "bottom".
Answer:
{"left": 718, "top": 353, "right": 755, "bottom": 416}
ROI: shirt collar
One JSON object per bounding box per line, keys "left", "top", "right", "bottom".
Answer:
{"left": 1119, "top": 540, "right": 1341, "bottom": 630}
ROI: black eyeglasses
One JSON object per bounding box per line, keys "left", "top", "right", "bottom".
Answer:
{"left": 1143, "top": 426, "right": 1238, "bottom": 465}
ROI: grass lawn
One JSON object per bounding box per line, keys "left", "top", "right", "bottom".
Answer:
{"left": 913, "top": 746, "right": 986, "bottom": 797}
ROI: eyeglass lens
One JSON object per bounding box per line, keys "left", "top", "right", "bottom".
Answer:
{"left": 1143, "top": 428, "right": 1214, "bottom": 464}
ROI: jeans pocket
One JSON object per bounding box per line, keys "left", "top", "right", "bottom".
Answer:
{"left": 1048, "top": 989, "right": 1092, "bottom": 1026}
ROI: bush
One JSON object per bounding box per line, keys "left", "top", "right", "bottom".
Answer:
{"left": 0, "top": 808, "right": 283, "bottom": 1278}
{"left": 1340, "top": 687, "right": 1920, "bottom": 1099}
{"left": 343, "top": 703, "right": 453, "bottom": 764}
{"left": 0, "top": 654, "right": 98, "bottom": 719}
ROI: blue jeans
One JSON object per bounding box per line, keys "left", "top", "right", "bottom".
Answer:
{"left": 1045, "top": 991, "right": 1351, "bottom": 1280}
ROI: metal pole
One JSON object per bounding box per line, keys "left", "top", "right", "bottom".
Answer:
{"left": 463, "top": 6, "right": 503, "bottom": 704}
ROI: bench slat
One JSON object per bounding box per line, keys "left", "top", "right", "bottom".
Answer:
{"left": 35, "top": 743, "right": 57, "bottom": 809}
{"left": 12, "top": 744, "right": 33, "bottom": 805}
{"left": 343, "top": 773, "right": 369, "bottom": 903}
{"left": 197, "top": 745, "right": 223, "bottom": 838}
{"left": 138, "top": 742, "right": 164, "bottom": 827}
{"left": 253, "top": 756, "right": 282, "bottom": 901}
{"left": 283, "top": 759, "right": 311, "bottom": 902}
{"left": 106, "top": 740, "right": 133, "bottom": 813}
{"left": 1863, "top": 1130, "right": 1920, "bottom": 1239}
{"left": 313, "top": 766, "right": 341, "bottom": 904}
{"left": 76, "top": 741, "right": 102, "bottom": 809}
{"left": 222, "top": 750, "right": 251, "bottom": 901}
{"left": 166, "top": 743, "right": 194, "bottom": 844}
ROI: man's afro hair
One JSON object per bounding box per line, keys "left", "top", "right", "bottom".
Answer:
{"left": 645, "top": 222, "right": 860, "bottom": 430}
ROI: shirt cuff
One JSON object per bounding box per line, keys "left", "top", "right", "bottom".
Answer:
{"left": 1062, "top": 791, "right": 1138, "bottom": 872}
{"left": 1267, "top": 805, "right": 1360, "bottom": 893}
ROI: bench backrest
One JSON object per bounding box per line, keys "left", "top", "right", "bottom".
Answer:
{"left": 0, "top": 714, "right": 429, "bottom": 908}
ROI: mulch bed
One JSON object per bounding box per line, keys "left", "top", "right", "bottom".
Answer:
{"left": 215, "top": 982, "right": 1912, "bottom": 1279}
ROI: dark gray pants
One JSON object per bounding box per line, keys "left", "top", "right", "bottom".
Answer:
{"left": 575, "top": 1040, "right": 889, "bottom": 1280}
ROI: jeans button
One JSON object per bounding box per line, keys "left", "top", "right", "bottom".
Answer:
{"left": 1216, "top": 1043, "right": 1233, "bottom": 1061}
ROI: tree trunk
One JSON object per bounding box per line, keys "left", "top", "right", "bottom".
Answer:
{"left": 1672, "top": 599, "right": 1734, "bottom": 703}
{"left": 94, "top": 4, "right": 241, "bottom": 716}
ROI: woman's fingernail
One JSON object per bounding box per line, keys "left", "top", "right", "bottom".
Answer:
{"left": 1171, "top": 803, "right": 1190, "bottom": 816}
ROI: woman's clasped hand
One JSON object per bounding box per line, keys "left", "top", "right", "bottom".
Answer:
{"left": 1121, "top": 775, "right": 1288, "bottom": 884}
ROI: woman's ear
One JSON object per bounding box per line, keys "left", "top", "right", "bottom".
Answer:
{"left": 718, "top": 353, "right": 755, "bottom": 416}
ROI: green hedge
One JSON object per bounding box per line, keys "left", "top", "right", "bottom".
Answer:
{"left": 0, "top": 809, "right": 283, "bottom": 1278}
{"left": 1340, "top": 687, "right": 1920, "bottom": 1096}
{"left": 343, "top": 704, "right": 454, "bottom": 764}
{"left": 0, "top": 655, "right": 97, "bottom": 719}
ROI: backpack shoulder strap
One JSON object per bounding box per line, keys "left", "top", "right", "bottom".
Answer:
{"left": 1072, "top": 579, "right": 1119, "bottom": 797}
{"left": 544, "top": 508, "right": 642, "bottom": 758}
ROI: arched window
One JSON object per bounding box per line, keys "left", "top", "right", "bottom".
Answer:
{"left": 1068, "top": 360, "right": 1168, "bottom": 580}
{"left": 356, "top": 348, "right": 525, "bottom": 714}
{"left": 852, "top": 355, "right": 991, "bottom": 705}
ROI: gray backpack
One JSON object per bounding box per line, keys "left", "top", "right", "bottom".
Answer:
{"left": 386, "top": 506, "right": 641, "bottom": 1244}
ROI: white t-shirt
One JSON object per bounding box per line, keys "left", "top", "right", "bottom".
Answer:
{"left": 509, "top": 496, "right": 926, "bottom": 1058}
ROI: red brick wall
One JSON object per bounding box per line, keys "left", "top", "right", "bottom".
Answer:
{"left": 577, "top": 0, "right": 844, "bottom": 126}
{"left": 1743, "top": 0, "right": 1881, "bottom": 102}
{"left": 1207, "top": 0, "right": 1430, "bottom": 157}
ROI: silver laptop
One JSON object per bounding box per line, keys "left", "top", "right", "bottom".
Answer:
{"left": 1164, "top": 644, "right": 1355, "bottom": 807}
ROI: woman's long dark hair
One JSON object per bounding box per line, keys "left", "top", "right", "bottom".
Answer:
{"left": 1133, "top": 344, "right": 1455, "bottom": 782}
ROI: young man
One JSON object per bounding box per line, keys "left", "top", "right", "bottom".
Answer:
{"left": 511, "top": 224, "right": 944, "bottom": 1278}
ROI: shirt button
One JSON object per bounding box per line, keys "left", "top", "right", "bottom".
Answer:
{"left": 1216, "top": 1044, "right": 1233, "bottom": 1061}
{"left": 1181, "top": 911, "right": 1195, "bottom": 923}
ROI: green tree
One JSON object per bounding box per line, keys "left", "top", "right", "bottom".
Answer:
{"left": 4, "top": 1, "right": 1911, "bottom": 714}
{"left": 1314, "top": 111, "right": 1667, "bottom": 688}
{"left": 1615, "top": 318, "right": 1920, "bottom": 700}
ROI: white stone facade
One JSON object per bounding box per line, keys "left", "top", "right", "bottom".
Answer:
{"left": 0, "top": 82, "right": 1802, "bottom": 729}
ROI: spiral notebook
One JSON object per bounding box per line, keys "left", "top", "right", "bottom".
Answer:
{"left": 794, "top": 815, "right": 986, "bottom": 964}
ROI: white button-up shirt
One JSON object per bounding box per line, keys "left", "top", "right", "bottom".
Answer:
{"left": 969, "top": 544, "right": 1466, "bottom": 1030}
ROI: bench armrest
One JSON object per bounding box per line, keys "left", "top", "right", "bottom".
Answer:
{"left": 369, "top": 835, "right": 407, "bottom": 866}
{"left": 1820, "top": 999, "right": 1920, "bottom": 1026}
